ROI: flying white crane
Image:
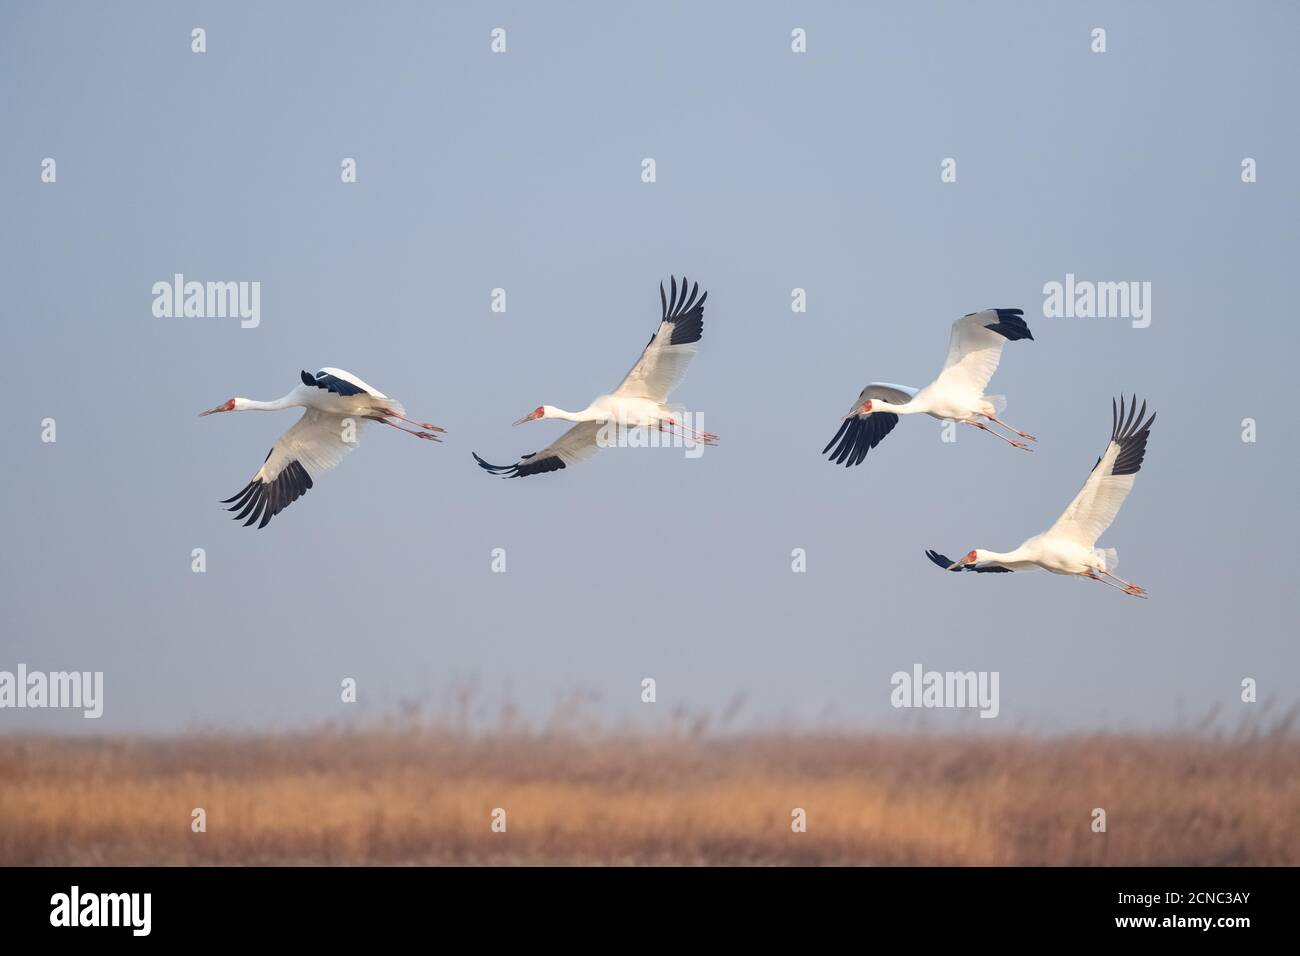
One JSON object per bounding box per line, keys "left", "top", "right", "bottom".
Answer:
{"left": 474, "top": 276, "right": 716, "bottom": 478}
{"left": 926, "top": 394, "right": 1156, "bottom": 597}
{"left": 200, "top": 368, "right": 444, "bottom": 528}
{"left": 823, "top": 308, "right": 1036, "bottom": 466}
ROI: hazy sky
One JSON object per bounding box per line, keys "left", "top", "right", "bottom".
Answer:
{"left": 3, "top": 1, "right": 1298, "bottom": 734}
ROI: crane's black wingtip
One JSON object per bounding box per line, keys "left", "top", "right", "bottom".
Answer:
{"left": 983, "top": 308, "right": 1034, "bottom": 342}
{"left": 822, "top": 412, "right": 899, "bottom": 467}
{"left": 1106, "top": 395, "right": 1158, "bottom": 477}
{"left": 659, "top": 274, "right": 706, "bottom": 342}
{"left": 220, "top": 461, "right": 312, "bottom": 529}
{"left": 219, "top": 480, "right": 255, "bottom": 504}
{"left": 925, "top": 549, "right": 960, "bottom": 572}
{"left": 472, "top": 452, "right": 516, "bottom": 477}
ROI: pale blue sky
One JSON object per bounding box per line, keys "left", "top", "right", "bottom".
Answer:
{"left": 3, "top": 1, "right": 1297, "bottom": 733}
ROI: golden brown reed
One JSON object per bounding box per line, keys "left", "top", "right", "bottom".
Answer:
{"left": 2, "top": 722, "right": 1298, "bottom": 866}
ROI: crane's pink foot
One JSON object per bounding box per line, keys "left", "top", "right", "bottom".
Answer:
{"left": 415, "top": 431, "right": 442, "bottom": 441}
{"left": 1012, "top": 441, "right": 1032, "bottom": 451}
{"left": 1123, "top": 584, "right": 1147, "bottom": 597}
{"left": 421, "top": 423, "right": 446, "bottom": 432}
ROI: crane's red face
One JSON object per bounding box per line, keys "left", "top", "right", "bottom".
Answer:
{"left": 860, "top": 400, "right": 873, "bottom": 414}
{"left": 512, "top": 406, "right": 545, "bottom": 426}
{"left": 948, "top": 550, "right": 978, "bottom": 570}
{"left": 200, "top": 399, "right": 236, "bottom": 416}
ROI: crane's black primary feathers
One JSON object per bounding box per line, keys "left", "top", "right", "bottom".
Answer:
{"left": 220, "top": 460, "right": 314, "bottom": 529}
{"left": 473, "top": 450, "right": 566, "bottom": 479}
{"left": 1106, "top": 394, "right": 1156, "bottom": 476}
{"left": 301, "top": 369, "right": 366, "bottom": 397}
{"left": 925, "top": 549, "right": 1013, "bottom": 573}
{"left": 1086, "top": 395, "right": 1156, "bottom": 475}
{"left": 973, "top": 307, "right": 1033, "bottom": 342}
{"left": 655, "top": 276, "right": 706, "bottom": 347}
{"left": 822, "top": 413, "right": 900, "bottom": 466}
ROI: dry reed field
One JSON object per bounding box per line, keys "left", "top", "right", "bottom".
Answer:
{"left": 2, "top": 720, "right": 1298, "bottom": 866}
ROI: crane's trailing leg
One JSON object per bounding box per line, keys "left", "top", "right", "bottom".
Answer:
{"left": 664, "top": 418, "right": 719, "bottom": 446}
{"left": 659, "top": 421, "right": 703, "bottom": 446}
{"left": 674, "top": 419, "right": 719, "bottom": 446}
{"left": 383, "top": 410, "right": 446, "bottom": 433}
{"left": 1100, "top": 569, "right": 1146, "bottom": 597}
{"left": 983, "top": 414, "right": 1037, "bottom": 441}
{"left": 1086, "top": 571, "right": 1147, "bottom": 598}
{"left": 1085, "top": 571, "right": 1127, "bottom": 592}
{"left": 372, "top": 417, "right": 442, "bottom": 441}
{"left": 966, "top": 420, "right": 1031, "bottom": 451}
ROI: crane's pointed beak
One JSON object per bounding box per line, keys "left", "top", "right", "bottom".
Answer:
{"left": 199, "top": 406, "right": 222, "bottom": 417}
{"left": 512, "top": 415, "right": 534, "bottom": 426}
{"left": 947, "top": 561, "right": 961, "bottom": 571}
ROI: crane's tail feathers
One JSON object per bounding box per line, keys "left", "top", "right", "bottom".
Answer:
{"left": 984, "top": 394, "right": 1008, "bottom": 416}
{"left": 1094, "top": 547, "right": 1119, "bottom": 573}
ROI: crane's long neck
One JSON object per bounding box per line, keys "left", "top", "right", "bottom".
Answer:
{"left": 875, "top": 400, "right": 922, "bottom": 416}
{"left": 544, "top": 404, "right": 601, "bottom": 423}
{"left": 237, "top": 392, "right": 300, "bottom": 412}
{"left": 979, "top": 546, "right": 1029, "bottom": 566}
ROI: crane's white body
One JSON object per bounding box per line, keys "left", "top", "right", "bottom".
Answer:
{"left": 866, "top": 384, "right": 1003, "bottom": 424}
{"left": 234, "top": 368, "right": 399, "bottom": 416}
{"left": 967, "top": 535, "right": 1107, "bottom": 576}
{"left": 533, "top": 393, "right": 677, "bottom": 428}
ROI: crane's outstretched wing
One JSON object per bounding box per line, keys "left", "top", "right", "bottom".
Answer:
{"left": 933, "top": 309, "right": 1032, "bottom": 397}
{"left": 473, "top": 421, "right": 604, "bottom": 478}
{"left": 822, "top": 383, "right": 916, "bottom": 467}
{"left": 613, "top": 276, "right": 707, "bottom": 403}
{"left": 1046, "top": 395, "right": 1156, "bottom": 549}
{"left": 924, "top": 550, "right": 1014, "bottom": 573}
{"left": 220, "top": 408, "right": 360, "bottom": 529}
